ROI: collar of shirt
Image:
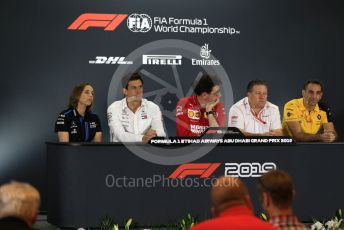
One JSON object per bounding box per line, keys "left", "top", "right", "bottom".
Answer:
{"left": 121, "top": 98, "right": 148, "bottom": 112}
{"left": 296, "top": 98, "right": 320, "bottom": 113}
{"left": 269, "top": 214, "right": 301, "bottom": 226}
{"left": 243, "top": 97, "right": 271, "bottom": 114}
{"left": 219, "top": 205, "right": 253, "bottom": 217}
{"left": 72, "top": 107, "right": 90, "bottom": 119}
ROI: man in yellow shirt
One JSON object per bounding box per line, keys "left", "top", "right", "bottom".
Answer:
{"left": 282, "top": 80, "right": 337, "bottom": 142}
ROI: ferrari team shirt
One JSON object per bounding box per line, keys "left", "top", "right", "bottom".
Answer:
{"left": 176, "top": 95, "right": 226, "bottom": 136}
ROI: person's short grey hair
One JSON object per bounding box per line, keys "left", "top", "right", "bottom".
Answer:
{"left": 0, "top": 181, "right": 40, "bottom": 224}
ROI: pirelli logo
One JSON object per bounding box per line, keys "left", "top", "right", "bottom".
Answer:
{"left": 68, "top": 13, "right": 128, "bottom": 31}
{"left": 169, "top": 163, "right": 221, "bottom": 179}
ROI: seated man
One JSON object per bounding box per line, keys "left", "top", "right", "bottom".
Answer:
{"left": 228, "top": 80, "right": 282, "bottom": 136}
{"left": 107, "top": 72, "right": 166, "bottom": 143}
{"left": 282, "top": 80, "right": 337, "bottom": 142}
{"left": 176, "top": 74, "right": 226, "bottom": 136}
{"left": 257, "top": 170, "right": 309, "bottom": 230}
{"left": 0, "top": 181, "right": 40, "bottom": 230}
{"left": 191, "top": 176, "right": 276, "bottom": 230}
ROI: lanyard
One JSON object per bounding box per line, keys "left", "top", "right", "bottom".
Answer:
{"left": 250, "top": 108, "right": 266, "bottom": 124}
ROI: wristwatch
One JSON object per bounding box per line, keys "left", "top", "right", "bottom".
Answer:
{"left": 206, "top": 111, "right": 214, "bottom": 115}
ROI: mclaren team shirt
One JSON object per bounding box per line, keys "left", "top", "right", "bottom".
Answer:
{"left": 107, "top": 98, "right": 166, "bottom": 142}
{"left": 55, "top": 108, "right": 102, "bottom": 142}
{"left": 228, "top": 97, "right": 282, "bottom": 134}
{"left": 282, "top": 98, "right": 333, "bottom": 136}
{"left": 175, "top": 95, "right": 226, "bottom": 136}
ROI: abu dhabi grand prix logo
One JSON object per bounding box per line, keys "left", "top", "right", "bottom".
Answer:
{"left": 107, "top": 39, "right": 234, "bottom": 165}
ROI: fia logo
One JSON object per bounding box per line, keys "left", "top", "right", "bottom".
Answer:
{"left": 127, "top": 13, "right": 152, "bottom": 33}
{"left": 200, "top": 44, "right": 211, "bottom": 59}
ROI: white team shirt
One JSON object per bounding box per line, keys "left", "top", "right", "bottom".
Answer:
{"left": 228, "top": 97, "right": 282, "bottom": 134}
{"left": 107, "top": 98, "right": 166, "bottom": 142}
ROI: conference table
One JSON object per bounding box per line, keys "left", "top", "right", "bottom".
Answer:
{"left": 46, "top": 141, "right": 344, "bottom": 228}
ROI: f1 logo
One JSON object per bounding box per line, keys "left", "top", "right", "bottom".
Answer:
{"left": 169, "top": 163, "right": 221, "bottom": 179}
{"left": 68, "top": 13, "right": 128, "bottom": 31}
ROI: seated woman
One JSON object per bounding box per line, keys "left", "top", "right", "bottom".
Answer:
{"left": 55, "top": 83, "right": 102, "bottom": 142}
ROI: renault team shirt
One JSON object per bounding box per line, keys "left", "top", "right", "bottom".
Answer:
{"left": 55, "top": 108, "right": 102, "bottom": 142}
{"left": 176, "top": 95, "right": 226, "bottom": 136}
{"left": 107, "top": 98, "right": 166, "bottom": 142}
{"left": 282, "top": 98, "right": 333, "bottom": 136}
{"left": 228, "top": 97, "right": 282, "bottom": 134}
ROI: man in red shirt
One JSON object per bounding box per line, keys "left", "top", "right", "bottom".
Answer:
{"left": 176, "top": 74, "right": 226, "bottom": 136}
{"left": 191, "top": 176, "right": 277, "bottom": 230}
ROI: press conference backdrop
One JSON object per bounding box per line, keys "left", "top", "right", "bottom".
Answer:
{"left": 1, "top": 0, "right": 344, "bottom": 211}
